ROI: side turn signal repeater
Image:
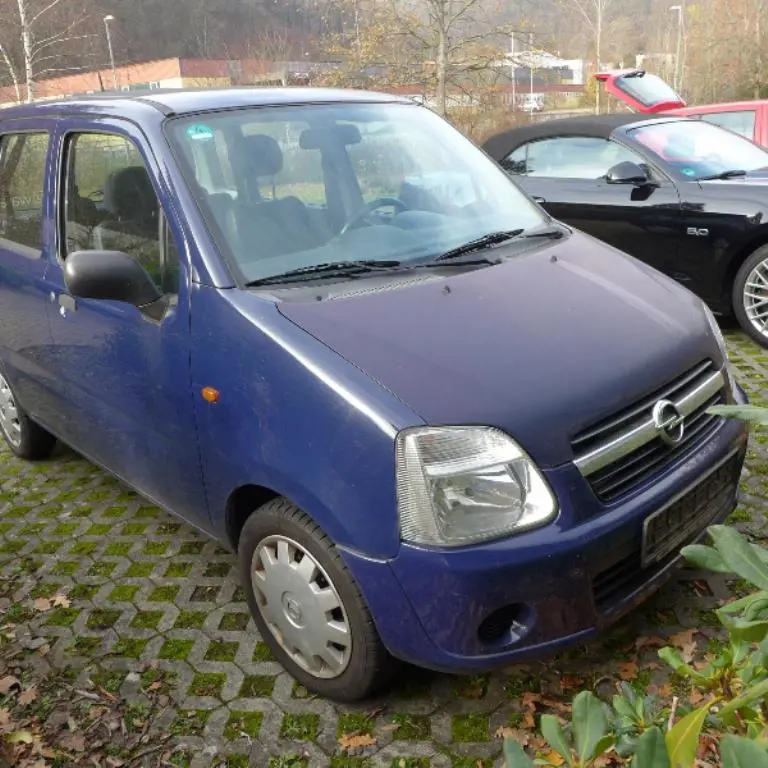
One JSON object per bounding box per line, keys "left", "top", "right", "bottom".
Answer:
{"left": 202, "top": 387, "right": 220, "bottom": 404}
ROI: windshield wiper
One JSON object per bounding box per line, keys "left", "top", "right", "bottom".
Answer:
{"left": 246, "top": 259, "right": 401, "bottom": 286}
{"left": 698, "top": 169, "right": 748, "bottom": 181}
{"left": 520, "top": 225, "right": 567, "bottom": 240}
{"left": 433, "top": 230, "right": 524, "bottom": 262}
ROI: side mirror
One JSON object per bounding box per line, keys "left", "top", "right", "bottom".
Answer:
{"left": 605, "top": 160, "right": 652, "bottom": 185}
{"left": 64, "top": 250, "right": 162, "bottom": 308}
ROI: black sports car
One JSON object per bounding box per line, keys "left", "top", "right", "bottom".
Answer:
{"left": 483, "top": 114, "right": 768, "bottom": 346}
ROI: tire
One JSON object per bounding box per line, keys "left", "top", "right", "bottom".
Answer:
{"left": 733, "top": 244, "right": 768, "bottom": 347}
{"left": 238, "top": 498, "right": 395, "bottom": 701}
{"left": 0, "top": 369, "right": 56, "bottom": 460}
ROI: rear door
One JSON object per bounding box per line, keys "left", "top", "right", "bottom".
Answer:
{"left": 501, "top": 135, "right": 683, "bottom": 275}
{"left": 0, "top": 121, "right": 62, "bottom": 432}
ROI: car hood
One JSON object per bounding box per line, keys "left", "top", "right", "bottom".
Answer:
{"left": 278, "top": 233, "right": 721, "bottom": 468}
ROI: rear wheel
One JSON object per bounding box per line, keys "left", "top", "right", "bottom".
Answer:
{"left": 0, "top": 371, "right": 56, "bottom": 460}
{"left": 237, "top": 498, "right": 395, "bottom": 701}
{"left": 733, "top": 244, "right": 768, "bottom": 347}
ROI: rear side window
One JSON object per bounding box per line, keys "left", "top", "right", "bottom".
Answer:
{"left": 503, "top": 137, "right": 642, "bottom": 179}
{"left": 699, "top": 110, "right": 756, "bottom": 140}
{"left": 0, "top": 133, "right": 49, "bottom": 253}
{"left": 63, "top": 132, "right": 178, "bottom": 295}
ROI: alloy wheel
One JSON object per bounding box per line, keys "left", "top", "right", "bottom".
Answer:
{"left": 251, "top": 534, "right": 352, "bottom": 678}
{"left": 0, "top": 373, "right": 21, "bottom": 448}
{"left": 743, "top": 258, "right": 768, "bottom": 339}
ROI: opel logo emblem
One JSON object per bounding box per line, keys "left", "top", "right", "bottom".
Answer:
{"left": 652, "top": 399, "right": 685, "bottom": 446}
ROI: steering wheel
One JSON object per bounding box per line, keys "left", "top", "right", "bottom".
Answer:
{"left": 339, "top": 197, "right": 409, "bottom": 236}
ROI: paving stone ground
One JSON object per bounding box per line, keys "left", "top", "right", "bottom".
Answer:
{"left": 2, "top": 326, "right": 768, "bottom": 768}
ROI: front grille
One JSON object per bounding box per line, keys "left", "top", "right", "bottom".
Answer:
{"left": 592, "top": 450, "right": 741, "bottom": 611}
{"left": 572, "top": 361, "right": 726, "bottom": 502}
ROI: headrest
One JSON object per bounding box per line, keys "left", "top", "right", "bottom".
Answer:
{"left": 240, "top": 134, "right": 283, "bottom": 176}
{"left": 300, "top": 124, "right": 362, "bottom": 150}
{"left": 104, "top": 165, "right": 157, "bottom": 220}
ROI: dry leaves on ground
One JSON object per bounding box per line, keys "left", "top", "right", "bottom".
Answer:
{"left": 338, "top": 732, "right": 377, "bottom": 751}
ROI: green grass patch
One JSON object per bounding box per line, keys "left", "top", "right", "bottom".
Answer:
{"left": 178, "top": 540, "right": 205, "bottom": 555}
{"left": 125, "top": 562, "right": 154, "bottom": 578}
{"left": 131, "top": 610, "right": 163, "bottom": 629}
{"left": 280, "top": 713, "right": 319, "bottom": 741}
{"left": 33, "top": 541, "right": 63, "bottom": 555}
{"left": 18, "top": 523, "right": 46, "bottom": 536}
{"left": 253, "top": 642, "right": 275, "bottom": 662}
{"left": 157, "top": 522, "right": 181, "bottom": 535}
{"left": 219, "top": 612, "right": 248, "bottom": 631}
{"left": 91, "top": 669, "right": 125, "bottom": 695}
{"left": 70, "top": 541, "right": 98, "bottom": 556}
{"left": 390, "top": 713, "right": 430, "bottom": 740}
{"left": 87, "top": 609, "right": 121, "bottom": 629}
{"left": 86, "top": 523, "right": 112, "bottom": 536}
{"left": 143, "top": 542, "right": 169, "bottom": 556}
{"left": 121, "top": 523, "right": 148, "bottom": 536}
{"left": 158, "top": 638, "right": 194, "bottom": 660}
{"left": 87, "top": 562, "right": 117, "bottom": 578}
{"left": 190, "top": 585, "right": 220, "bottom": 602}
{"left": 52, "top": 522, "right": 79, "bottom": 536}
{"left": 30, "top": 582, "right": 61, "bottom": 599}
{"left": 204, "top": 562, "right": 231, "bottom": 578}
{"left": 69, "top": 584, "right": 99, "bottom": 600}
{"left": 164, "top": 561, "right": 192, "bottom": 578}
{"left": 174, "top": 611, "right": 206, "bottom": 629}
{"left": 239, "top": 675, "right": 276, "bottom": 698}
{"left": 45, "top": 607, "right": 80, "bottom": 627}
{"left": 269, "top": 757, "right": 308, "bottom": 768}
{"left": 135, "top": 505, "right": 161, "bottom": 518}
{"left": 103, "top": 505, "right": 127, "bottom": 518}
{"left": 52, "top": 560, "right": 80, "bottom": 576}
{"left": 149, "top": 585, "right": 179, "bottom": 602}
{"left": 189, "top": 672, "right": 226, "bottom": 698}
{"left": 451, "top": 714, "right": 490, "bottom": 743}
{"left": 205, "top": 640, "right": 238, "bottom": 662}
{"left": 104, "top": 541, "right": 132, "bottom": 556}
{"left": 226, "top": 756, "right": 250, "bottom": 768}
{"left": 108, "top": 585, "right": 139, "bottom": 602}
{"left": 337, "top": 712, "right": 374, "bottom": 737}
{"left": 110, "top": 638, "right": 148, "bottom": 659}
{"left": 70, "top": 636, "right": 101, "bottom": 656}
{"left": 169, "top": 710, "right": 209, "bottom": 737}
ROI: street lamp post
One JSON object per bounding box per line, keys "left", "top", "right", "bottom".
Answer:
{"left": 104, "top": 15, "right": 117, "bottom": 90}
{"left": 670, "top": 5, "right": 683, "bottom": 94}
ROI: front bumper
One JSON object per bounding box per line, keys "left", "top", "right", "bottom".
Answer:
{"left": 341, "top": 401, "right": 748, "bottom": 673}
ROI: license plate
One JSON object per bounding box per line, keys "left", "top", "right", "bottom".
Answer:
{"left": 642, "top": 452, "right": 741, "bottom": 567}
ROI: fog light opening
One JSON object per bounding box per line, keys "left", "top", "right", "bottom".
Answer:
{"left": 478, "top": 603, "right": 532, "bottom": 646}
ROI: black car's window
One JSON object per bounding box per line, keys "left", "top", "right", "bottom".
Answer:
{"left": 63, "top": 133, "right": 178, "bottom": 295}
{"left": 699, "top": 110, "right": 756, "bottom": 140}
{"left": 502, "top": 137, "right": 642, "bottom": 179}
{"left": 0, "top": 132, "right": 49, "bottom": 254}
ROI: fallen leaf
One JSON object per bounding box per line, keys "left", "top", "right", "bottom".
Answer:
{"left": 618, "top": 660, "right": 639, "bottom": 681}
{"left": 560, "top": 675, "right": 583, "bottom": 693}
{"left": 60, "top": 732, "right": 86, "bottom": 752}
{"left": 148, "top": 682, "right": 163, "bottom": 691}
{"left": 521, "top": 692, "right": 541, "bottom": 710}
{"left": 461, "top": 686, "right": 484, "bottom": 699}
{"left": 36, "top": 644, "right": 50, "bottom": 656}
{"left": 5, "top": 730, "right": 34, "bottom": 744}
{"left": 658, "top": 684, "right": 673, "bottom": 698}
{"left": 0, "top": 708, "right": 10, "bottom": 727}
{"left": 495, "top": 726, "right": 531, "bottom": 745}
{"left": 380, "top": 723, "right": 400, "bottom": 732}
{"left": 0, "top": 676, "right": 20, "bottom": 695}
{"left": 540, "top": 696, "right": 572, "bottom": 714}
{"left": 33, "top": 597, "right": 51, "bottom": 612}
{"left": 542, "top": 748, "right": 566, "bottom": 765}
{"left": 338, "top": 732, "right": 377, "bottom": 750}
{"left": 690, "top": 688, "right": 705, "bottom": 706}
{"left": 18, "top": 687, "right": 37, "bottom": 706}
{"left": 681, "top": 642, "right": 697, "bottom": 664}
{"left": 669, "top": 629, "right": 696, "bottom": 647}
{"left": 522, "top": 711, "right": 535, "bottom": 729}
{"left": 52, "top": 594, "right": 70, "bottom": 608}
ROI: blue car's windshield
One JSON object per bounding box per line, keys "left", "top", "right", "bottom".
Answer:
{"left": 631, "top": 119, "right": 768, "bottom": 180}
{"left": 168, "top": 102, "right": 545, "bottom": 283}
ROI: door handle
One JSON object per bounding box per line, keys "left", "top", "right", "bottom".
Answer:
{"left": 532, "top": 196, "right": 546, "bottom": 204}
{"left": 58, "top": 294, "right": 77, "bottom": 313}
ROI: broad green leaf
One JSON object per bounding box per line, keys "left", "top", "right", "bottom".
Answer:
{"left": 708, "top": 526, "right": 768, "bottom": 591}
{"left": 720, "top": 734, "right": 768, "bottom": 768}
{"left": 540, "top": 714, "right": 573, "bottom": 765}
{"left": 708, "top": 404, "right": 768, "bottom": 424}
{"left": 681, "top": 543, "right": 731, "bottom": 573}
{"left": 665, "top": 705, "right": 709, "bottom": 768}
{"left": 572, "top": 691, "right": 610, "bottom": 761}
{"left": 503, "top": 736, "right": 536, "bottom": 768}
{"left": 613, "top": 693, "right": 639, "bottom": 722}
{"left": 632, "top": 727, "right": 671, "bottom": 768}
{"left": 745, "top": 597, "right": 768, "bottom": 620}
{"left": 724, "top": 617, "right": 768, "bottom": 643}
{"left": 658, "top": 648, "right": 710, "bottom": 685}
{"left": 719, "top": 679, "right": 768, "bottom": 724}
{"left": 753, "top": 543, "right": 768, "bottom": 566}
{"left": 718, "top": 592, "right": 768, "bottom": 616}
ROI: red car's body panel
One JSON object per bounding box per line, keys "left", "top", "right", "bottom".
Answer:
{"left": 595, "top": 70, "right": 686, "bottom": 113}
{"left": 665, "top": 101, "right": 768, "bottom": 146}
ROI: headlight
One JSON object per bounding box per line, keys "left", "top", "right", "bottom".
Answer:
{"left": 395, "top": 426, "right": 558, "bottom": 547}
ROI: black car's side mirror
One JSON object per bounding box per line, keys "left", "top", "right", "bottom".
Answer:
{"left": 64, "top": 250, "right": 163, "bottom": 309}
{"left": 605, "top": 161, "right": 653, "bottom": 186}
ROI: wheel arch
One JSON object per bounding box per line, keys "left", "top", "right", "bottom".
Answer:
{"left": 725, "top": 230, "right": 768, "bottom": 310}
{"left": 225, "top": 484, "right": 280, "bottom": 552}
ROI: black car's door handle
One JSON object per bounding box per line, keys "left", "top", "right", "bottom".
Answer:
{"left": 58, "top": 294, "right": 77, "bottom": 312}
{"left": 532, "top": 196, "right": 546, "bottom": 204}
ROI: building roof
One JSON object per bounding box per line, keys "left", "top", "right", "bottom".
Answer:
{"left": 482, "top": 113, "right": 683, "bottom": 159}
{"left": 0, "top": 87, "right": 411, "bottom": 121}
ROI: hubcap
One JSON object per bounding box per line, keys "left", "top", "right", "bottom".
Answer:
{"left": 251, "top": 535, "right": 351, "bottom": 679}
{"left": 0, "top": 373, "right": 21, "bottom": 448}
{"left": 744, "top": 259, "right": 768, "bottom": 338}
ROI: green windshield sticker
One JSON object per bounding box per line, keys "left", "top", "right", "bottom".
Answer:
{"left": 187, "top": 124, "right": 214, "bottom": 142}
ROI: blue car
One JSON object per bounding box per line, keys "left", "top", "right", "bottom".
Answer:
{"left": 0, "top": 88, "right": 749, "bottom": 701}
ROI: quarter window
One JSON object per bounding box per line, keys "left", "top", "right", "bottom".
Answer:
{"left": 0, "top": 132, "right": 49, "bottom": 253}
{"left": 502, "top": 137, "right": 643, "bottom": 179}
{"left": 63, "top": 133, "right": 178, "bottom": 295}
{"left": 699, "top": 110, "right": 756, "bottom": 140}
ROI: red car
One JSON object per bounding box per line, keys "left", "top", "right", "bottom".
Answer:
{"left": 597, "top": 69, "right": 768, "bottom": 145}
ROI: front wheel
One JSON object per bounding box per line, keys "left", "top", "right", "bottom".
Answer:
{"left": 0, "top": 371, "right": 56, "bottom": 460}
{"left": 238, "top": 498, "right": 395, "bottom": 701}
{"left": 733, "top": 244, "right": 768, "bottom": 348}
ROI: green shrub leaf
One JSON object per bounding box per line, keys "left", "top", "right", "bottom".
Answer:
{"left": 720, "top": 734, "right": 768, "bottom": 768}
{"left": 681, "top": 543, "right": 731, "bottom": 573}
{"left": 572, "top": 691, "right": 610, "bottom": 761}
{"left": 632, "top": 727, "right": 671, "bottom": 768}
{"left": 708, "top": 404, "right": 768, "bottom": 424}
{"left": 540, "top": 713, "right": 573, "bottom": 765}
{"left": 708, "top": 526, "right": 768, "bottom": 591}
{"left": 503, "top": 736, "right": 535, "bottom": 768}
{"left": 719, "top": 679, "right": 768, "bottom": 724}
{"left": 665, "top": 705, "right": 709, "bottom": 768}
